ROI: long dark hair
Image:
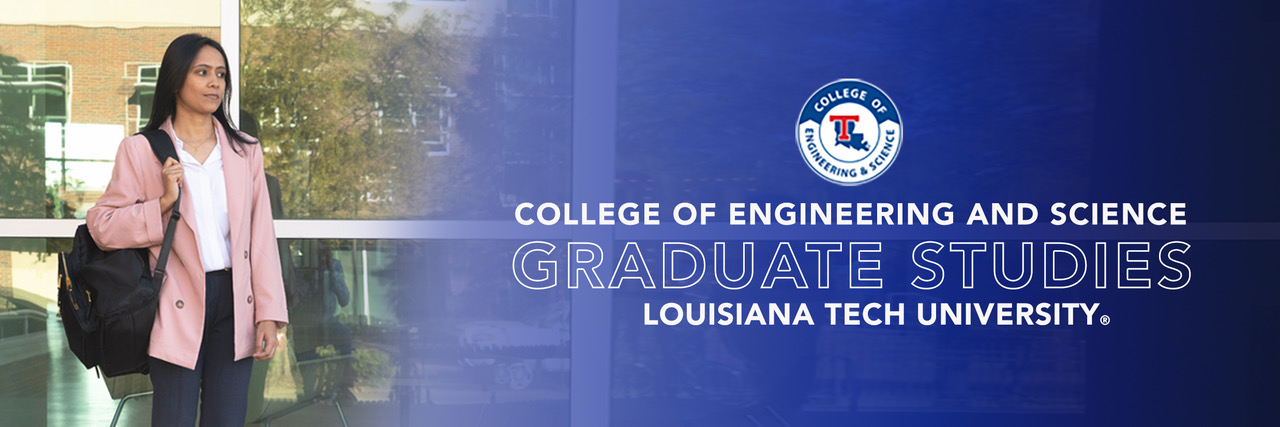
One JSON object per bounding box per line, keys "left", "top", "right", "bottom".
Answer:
{"left": 142, "top": 33, "right": 254, "bottom": 153}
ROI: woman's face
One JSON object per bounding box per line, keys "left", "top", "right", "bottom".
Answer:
{"left": 175, "top": 45, "right": 227, "bottom": 117}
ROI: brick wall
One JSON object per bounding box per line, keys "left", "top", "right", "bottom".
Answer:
{"left": 0, "top": 25, "right": 220, "bottom": 138}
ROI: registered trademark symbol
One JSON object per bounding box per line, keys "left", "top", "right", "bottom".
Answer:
{"left": 1100, "top": 315, "right": 1111, "bottom": 325}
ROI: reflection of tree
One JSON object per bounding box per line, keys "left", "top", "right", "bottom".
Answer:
{"left": 0, "top": 53, "right": 46, "bottom": 219}
{"left": 242, "top": 0, "right": 469, "bottom": 219}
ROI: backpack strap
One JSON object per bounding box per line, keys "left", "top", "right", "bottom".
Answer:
{"left": 139, "top": 129, "right": 182, "bottom": 283}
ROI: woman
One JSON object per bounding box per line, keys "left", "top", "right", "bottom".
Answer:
{"left": 87, "top": 34, "right": 288, "bottom": 426}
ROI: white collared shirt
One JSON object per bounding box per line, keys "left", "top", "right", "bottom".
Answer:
{"left": 174, "top": 128, "right": 232, "bottom": 272}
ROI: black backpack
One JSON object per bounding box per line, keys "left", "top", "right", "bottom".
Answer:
{"left": 57, "top": 129, "right": 182, "bottom": 377}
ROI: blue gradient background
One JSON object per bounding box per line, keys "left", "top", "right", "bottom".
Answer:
{"left": 496, "top": 0, "right": 1279, "bottom": 425}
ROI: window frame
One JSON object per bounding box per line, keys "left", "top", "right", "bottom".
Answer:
{"left": 0, "top": 0, "right": 613, "bottom": 424}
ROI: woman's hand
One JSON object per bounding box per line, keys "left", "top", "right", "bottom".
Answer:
{"left": 254, "top": 321, "right": 281, "bottom": 361}
{"left": 160, "top": 157, "right": 183, "bottom": 213}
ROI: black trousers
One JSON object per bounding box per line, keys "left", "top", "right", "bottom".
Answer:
{"left": 149, "top": 269, "right": 253, "bottom": 427}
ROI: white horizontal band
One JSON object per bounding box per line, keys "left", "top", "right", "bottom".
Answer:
{"left": 0, "top": 219, "right": 573, "bottom": 240}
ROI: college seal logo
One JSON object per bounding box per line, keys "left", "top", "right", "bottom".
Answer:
{"left": 796, "top": 79, "right": 902, "bottom": 185}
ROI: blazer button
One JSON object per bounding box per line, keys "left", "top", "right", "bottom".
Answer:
{"left": 244, "top": 250, "right": 249, "bottom": 259}
{"left": 176, "top": 300, "right": 184, "bottom": 309}
{"left": 247, "top": 295, "right": 254, "bottom": 304}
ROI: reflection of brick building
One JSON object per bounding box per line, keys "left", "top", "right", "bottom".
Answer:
{"left": 1, "top": 3, "right": 220, "bottom": 308}
{"left": 493, "top": 1, "right": 573, "bottom": 208}
{"left": 0, "top": 24, "right": 217, "bottom": 218}
{"left": 0, "top": 25, "right": 218, "bottom": 137}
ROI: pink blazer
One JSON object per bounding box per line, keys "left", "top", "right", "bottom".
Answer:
{"left": 87, "top": 118, "right": 289, "bottom": 370}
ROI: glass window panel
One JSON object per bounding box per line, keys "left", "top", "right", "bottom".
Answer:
{"left": 0, "top": 3, "right": 220, "bottom": 218}
{"left": 3, "top": 1, "right": 579, "bottom": 425}
{"left": 139, "top": 65, "right": 159, "bottom": 81}
{"left": 130, "top": 65, "right": 159, "bottom": 134}
{"left": 0, "top": 237, "right": 569, "bottom": 425}
{"left": 242, "top": 0, "right": 572, "bottom": 220}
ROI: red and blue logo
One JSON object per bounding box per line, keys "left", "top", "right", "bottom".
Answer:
{"left": 796, "top": 79, "right": 902, "bottom": 185}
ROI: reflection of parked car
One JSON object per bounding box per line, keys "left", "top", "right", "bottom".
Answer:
{"left": 456, "top": 310, "right": 569, "bottom": 390}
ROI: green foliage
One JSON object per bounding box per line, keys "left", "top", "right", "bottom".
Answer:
{"left": 241, "top": 0, "right": 470, "bottom": 219}
{"left": 352, "top": 347, "right": 392, "bottom": 386}
{"left": 0, "top": 53, "right": 47, "bottom": 219}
